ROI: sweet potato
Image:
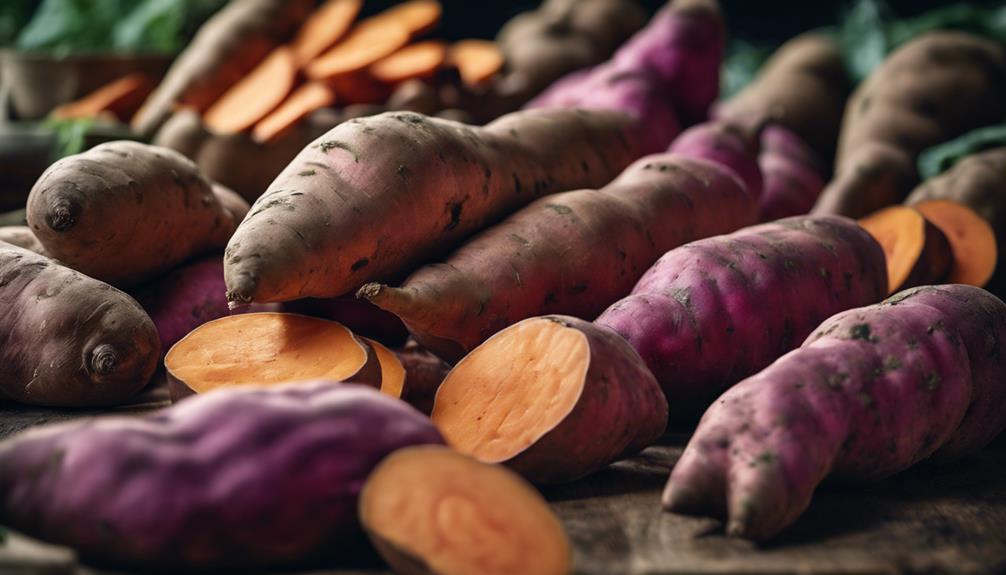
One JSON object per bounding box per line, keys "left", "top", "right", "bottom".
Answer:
{"left": 757, "top": 126, "right": 827, "bottom": 221}
{"left": 447, "top": 40, "right": 504, "bottom": 86}
{"left": 0, "top": 244, "right": 159, "bottom": 406}
{"left": 595, "top": 216, "right": 888, "bottom": 420}
{"left": 283, "top": 296, "right": 409, "bottom": 346}
{"left": 0, "top": 226, "right": 45, "bottom": 255}
{"left": 667, "top": 119, "right": 764, "bottom": 199}
{"left": 131, "top": 0, "right": 313, "bottom": 136}
{"left": 164, "top": 313, "right": 382, "bottom": 400}
{"left": 360, "top": 153, "right": 757, "bottom": 361}
{"left": 663, "top": 284, "right": 1006, "bottom": 541}
{"left": 252, "top": 82, "right": 338, "bottom": 144}
{"left": 224, "top": 108, "right": 648, "bottom": 304}
{"left": 495, "top": 0, "right": 647, "bottom": 106}
{"left": 305, "top": 17, "right": 412, "bottom": 82}
{"left": 203, "top": 46, "right": 298, "bottom": 135}
{"left": 715, "top": 33, "right": 849, "bottom": 162}
{"left": 371, "top": 41, "right": 448, "bottom": 84}
{"left": 813, "top": 32, "right": 1006, "bottom": 219}
{"left": 26, "top": 142, "right": 249, "bottom": 287}
{"left": 858, "top": 205, "right": 954, "bottom": 293}
{"left": 0, "top": 381, "right": 444, "bottom": 570}
{"left": 290, "top": 0, "right": 363, "bottom": 66}
{"left": 50, "top": 73, "right": 153, "bottom": 123}
{"left": 360, "top": 446, "right": 571, "bottom": 575}
{"left": 529, "top": 0, "right": 724, "bottom": 151}
{"left": 432, "top": 315, "right": 667, "bottom": 484}
{"left": 363, "top": 337, "right": 406, "bottom": 399}
{"left": 395, "top": 339, "right": 452, "bottom": 415}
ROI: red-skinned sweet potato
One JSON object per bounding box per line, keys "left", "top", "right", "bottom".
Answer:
{"left": 663, "top": 285, "right": 1006, "bottom": 541}
{"left": 0, "top": 244, "right": 159, "bottom": 407}
{"left": 431, "top": 315, "right": 667, "bottom": 484}
{"left": 757, "top": 126, "right": 827, "bottom": 221}
{"left": 667, "top": 119, "right": 764, "bottom": 199}
{"left": 0, "top": 381, "right": 444, "bottom": 570}
{"left": 595, "top": 216, "right": 888, "bottom": 420}
{"left": 360, "top": 152, "right": 757, "bottom": 361}
{"left": 224, "top": 108, "right": 648, "bottom": 304}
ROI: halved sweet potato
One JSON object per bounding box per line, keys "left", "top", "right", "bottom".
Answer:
{"left": 364, "top": 337, "right": 406, "bottom": 399}
{"left": 165, "top": 312, "right": 380, "bottom": 400}
{"left": 203, "top": 46, "right": 298, "bottom": 134}
{"left": 431, "top": 316, "right": 666, "bottom": 484}
{"left": 360, "top": 445, "right": 571, "bottom": 575}
{"left": 371, "top": 41, "right": 447, "bottom": 84}
{"left": 859, "top": 205, "right": 953, "bottom": 293}
{"left": 306, "top": 18, "right": 411, "bottom": 81}
{"left": 914, "top": 200, "right": 998, "bottom": 287}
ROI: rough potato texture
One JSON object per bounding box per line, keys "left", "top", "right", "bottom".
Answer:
{"left": 758, "top": 126, "right": 826, "bottom": 221}
{"left": 0, "top": 244, "right": 159, "bottom": 406}
{"left": 225, "top": 108, "right": 647, "bottom": 304}
{"left": 814, "top": 32, "right": 1006, "bottom": 218}
{"left": 596, "top": 216, "right": 888, "bottom": 420}
{"left": 663, "top": 285, "right": 1006, "bottom": 541}
{"left": 495, "top": 0, "right": 647, "bottom": 106}
{"left": 360, "top": 153, "right": 757, "bottom": 361}
{"left": 26, "top": 141, "right": 249, "bottom": 287}
{"left": 668, "top": 120, "right": 764, "bottom": 199}
{"left": 132, "top": 0, "right": 313, "bottom": 136}
{"left": 529, "top": 0, "right": 724, "bottom": 141}
{"left": 0, "top": 381, "right": 444, "bottom": 570}
{"left": 715, "top": 33, "right": 849, "bottom": 162}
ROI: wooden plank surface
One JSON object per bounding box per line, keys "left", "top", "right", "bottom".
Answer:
{"left": 2, "top": 387, "right": 1005, "bottom": 575}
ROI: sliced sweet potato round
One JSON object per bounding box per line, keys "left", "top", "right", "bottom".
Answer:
{"left": 448, "top": 40, "right": 504, "bottom": 86}
{"left": 859, "top": 205, "right": 953, "bottom": 293}
{"left": 203, "top": 47, "right": 298, "bottom": 135}
{"left": 359, "top": 445, "right": 571, "bottom": 575}
{"left": 165, "top": 312, "right": 380, "bottom": 400}
{"left": 374, "top": 0, "right": 442, "bottom": 38}
{"left": 305, "top": 18, "right": 411, "bottom": 81}
{"left": 431, "top": 315, "right": 667, "bottom": 484}
{"left": 363, "top": 336, "right": 406, "bottom": 399}
{"left": 370, "top": 41, "right": 447, "bottom": 84}
{"left": 914, "top": 199, "right": 998, "bottom": 287}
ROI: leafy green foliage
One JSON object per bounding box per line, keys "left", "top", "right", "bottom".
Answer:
{"left": 44, "top": 116, "right": 95, "bottom": 159}
{"left": 0, "top": 0, "right": 35, "bottom": 46}
{"left": 14, "top": 0, "right": 226, "bottom": 54}
{"left": 918, "top": 124, "right": 1006, "bottom": 179}
{"left": 721, "top": 39, "right": 771, "bottom": 100}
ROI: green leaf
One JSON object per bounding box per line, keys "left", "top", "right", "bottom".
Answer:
{"left": 113, "top": 0, "right": 188, "bottom": 53}
{"left": 837, "top": 0, "right": 892, "bottom": 84}
{"left": 0, "top": 0, "right": 35, "bottom": 46}
{"left": 721, "top": 39, "right": 772, "bottom": 100}
{"left": 918, "top": 124, "right": 1006, "bottom": 180}
{"left": 44, "top": 116, "right": 95, "bottom": 160}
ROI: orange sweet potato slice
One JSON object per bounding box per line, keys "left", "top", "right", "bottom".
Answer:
{"left": 448, "top": 40, "right": 504, "bottom": 86}
{"left": 373, "top": 0, "right": 442, "bottom": 38}
{"left": 165, "top": 313, "right": 381, "bottom": 400}
{"left": 363, "top": 337, "right": 406, "bottom": 399}
{"left": 291, "top": 0, "right": 363, "bottom": 66}
{"left": 359, "top": 445, "right": 572, "bottom": 575}
{"left": 370, "top": 41, "right": 447, "bottom": 84}
{"left": 914, "top": 200, "right": 998, "bottom": 287}
{"left": 203, "top": 46, "right": 298, "bottom": 134}
{"left": 50, "top": 73, "right": 153, "bottom": 122}
{"left": 305, "top": 18, "right": 410, "bottom": 81}
{"left": 252, "top": 82, "right": 336, "bottom": 144}
{"left": 859, "top": 205, "right": 953, "bottom": 293}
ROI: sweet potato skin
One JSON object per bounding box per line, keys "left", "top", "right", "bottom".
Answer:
{"left": 813, "top": 32, "right": 1006, "bottom": 218}
{"left": 360, "top": 153, "right": 757, "bottom": 361}
{"left": 596, "top": 216, "right": 888, "bottom": 419}
{"left": 757, "top": 126, "right": 826, "bottom": 221}
{"left": 0, "top": 226, "right": 46, "bottom": 255}
{"left": 668, "top": 120, "right": 763, "bottom": 200}
{"left": 0, "top": 244, "right": 159, "bottom": 406}
{"left": 663, "top": 285, "right": 1006, "bottom": 541}
{"left": 225, "top": 109, "right": 647, "bottom": 304}
{"left": 26, "top": 141, "right": 249, "bottom": 287}
{"left": 0, "top": 381, "right": 444, "bottom": 570}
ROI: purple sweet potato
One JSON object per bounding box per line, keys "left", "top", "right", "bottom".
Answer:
{"left": 663, "top": 284, "right": 1006, "bottom": 540}
{"left": 528, "top": 0, "right": 725, "bottom": 145}
{"left": 0, "top": 381, "right": 444, "bottom": 570}
{"left": 0, "top": 243, "right": 159, "bottom": 406}
{"left": 359, "top": 152, "right": 757, "bottom": 361}
{"left": 758, "top": 126, "right": 826, "bottom": 221}
{"left": 667, "top": 119, "right": 764, "bottom": 199}
{"left": 595, "top": 216, "right": 888, "bottom": 419}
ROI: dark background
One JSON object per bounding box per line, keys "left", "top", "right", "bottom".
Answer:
{"left": 360, "top": 0, "right": 1004, "bottom": 44}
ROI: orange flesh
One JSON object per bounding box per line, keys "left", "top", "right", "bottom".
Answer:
{"left": 364, "top": 337, "right": 406, "bottom": 399}
{"left": 291, "top": 0, "right": 363, "bottom": 65}
{"left": 204, "top": 47, "right": 297, "bottom": 134}
{"left": 165, "top": 313, "right": 368, "bottom": 393}
{"left": 252, "top": 82, "right": 336, "bottom": 144}
{"left": 370, "top": 41, "right": 447, "bottom": 83}
{"left": 859, "top": 206, "right": 927, "bottom": 293}
{"left": 373, "top": 0, "right": 442, "bottom": 37}
{"left": 431, "top": 318, "right": 589, "bottom": 463}
{"left": 914, "top": 200, "right": 998, "bottom": 287}
{"left": 360, "top": 446, "right": 572, "bottom": 575}
{"left": 50, "top": 73, "right": 150, "bottom": 121}
{"left": 448, "top": 40, "right": 504, "bottom": 86}
{"left": 305, "top": 19, "right": 411, "bottom": 80}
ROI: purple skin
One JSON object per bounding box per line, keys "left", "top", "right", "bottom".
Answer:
{"left": 131, "top": 256, "right": 279, "bottom": 357}
{"left": 527, "top": 0, "right": 724, "bottom": 146}
{"left": 595, "top": 216, "right": 888, "bottom": 421}
{"left": 758, "top": 126, "right": 826, "bottom": 221}
{"left": 0, "top": 381, "right": 444, "bottom": 570}
{"left": 283, "top": 296, "right": 409, "bottom": 346}
{"left": 668, "top": 120, "right": 764, "bottom": 200}
{"left": 663, "top": 285, "right": 1006, "bottom": 541}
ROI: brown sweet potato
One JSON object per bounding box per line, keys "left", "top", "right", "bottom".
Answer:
{"left": 26, "top": 141, "right": 249, "bottom": 287}
{"left": 224, "top": 108, "right": 649, "bottom": 305}
{"left": 0, "top": 226, "right": 45, "bottom": 255}
{"left": 0, "top": 244, "right": 159, "bottom": 406}
{"left": 360, "top": 152, "right": 757, "bottom": 361}
{"left": 813, "top": 32, "right": 1006, "bottom": 218}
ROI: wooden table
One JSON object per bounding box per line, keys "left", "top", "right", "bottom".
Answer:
{"left": 2, "top": 387, "right": 1005, "bottom": 575}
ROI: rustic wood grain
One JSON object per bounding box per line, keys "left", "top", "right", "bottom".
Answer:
{"left": 2, "top": 399, "right": 1004, "bottom": 574}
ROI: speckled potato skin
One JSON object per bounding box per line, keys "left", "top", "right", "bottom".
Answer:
{"left": 668, "top": 120, "right": 763, "bottom": 199}
{"left": 0, "top": 243, "right": 158, "bottom": 406}
{"left": 224, "top": 108, "right": 646, "bottom": 304}
{"left": 595, "top": 216, "right": 887, "bottom": 420}
{"left": 26, "top": 141, "right": 248, "bottom": 287}
{"left": 663, "top": 285, "right": 1006, "bottom": 541}
{"left": 0, "top": 381, "right": 444, "bottom": 570}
